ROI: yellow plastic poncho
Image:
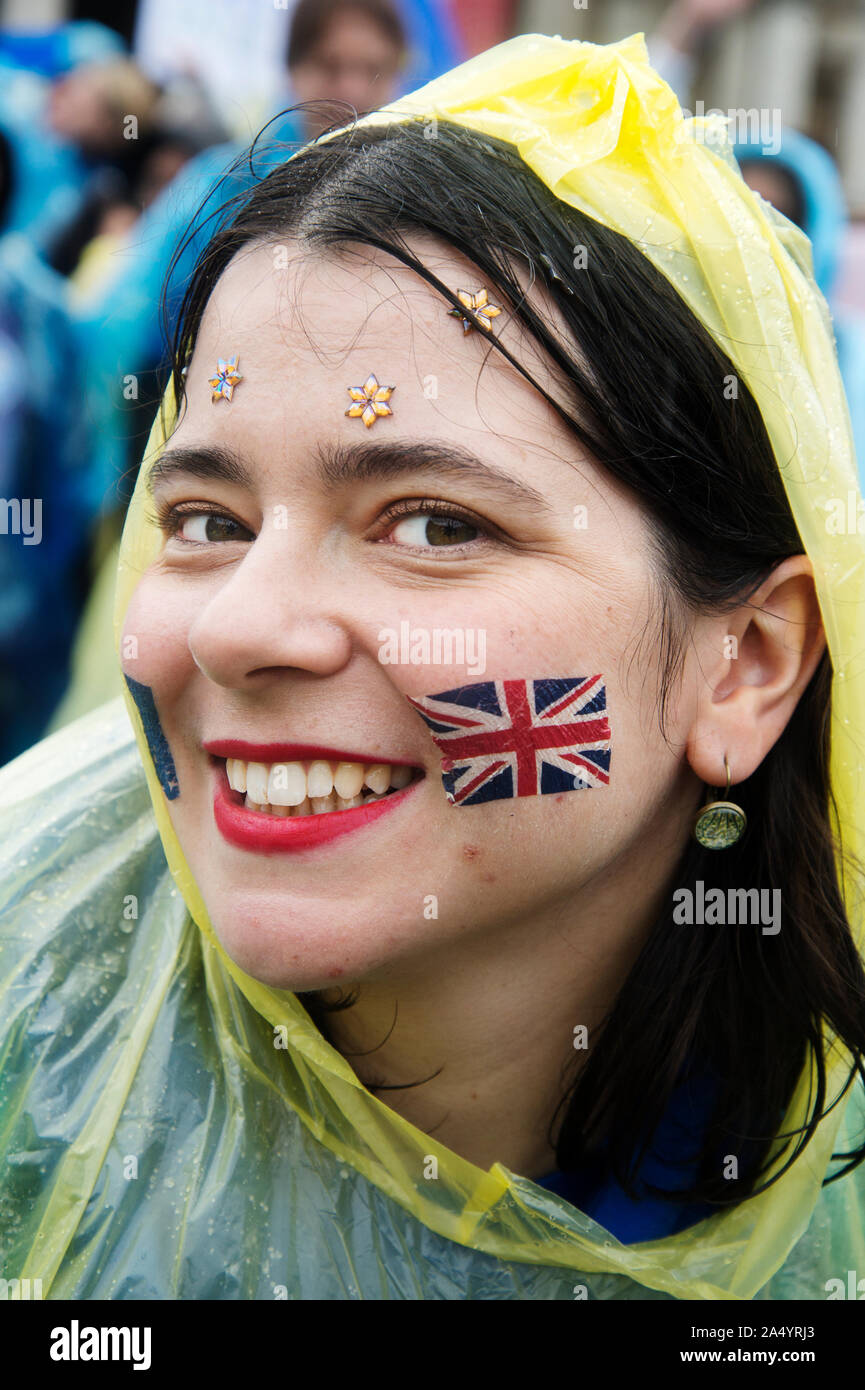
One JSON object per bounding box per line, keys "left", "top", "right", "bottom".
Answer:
{"left": 2, "top": 33, "right": 864, "bottom": 1301}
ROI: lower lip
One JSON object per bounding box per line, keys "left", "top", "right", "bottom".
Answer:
{"left": 211, "top": 762, "right": 422, "bottom": 854}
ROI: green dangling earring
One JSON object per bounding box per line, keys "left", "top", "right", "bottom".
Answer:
{"left": 693, "top": 755, "right": 747, "bottom": 850}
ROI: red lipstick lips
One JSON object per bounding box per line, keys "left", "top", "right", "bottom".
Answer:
{"left": 205, "top": 742, "right": 423, "bottom": 855}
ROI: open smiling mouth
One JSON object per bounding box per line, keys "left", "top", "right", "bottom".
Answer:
{"left": 204, "top": 747, "right": 426, "bottom": 853}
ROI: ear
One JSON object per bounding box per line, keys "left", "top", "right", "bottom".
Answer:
{"left": 685, "top": 555, "right": 826, "bottom": 788}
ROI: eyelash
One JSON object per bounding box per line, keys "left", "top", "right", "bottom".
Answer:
{"left": 376, "top": 498, "right": 495, "bottom": 552}
{"left": 147, "top": 497, "right": 496, "bottom": 554}
{"left": 147, "top": 498, "right": 252, "bottom": 544}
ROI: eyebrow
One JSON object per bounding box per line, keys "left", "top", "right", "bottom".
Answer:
{"left": 147, "top": 439, "right": 555, "bottom": 515}
{"left": 148, "top": 445, "right": 251, "bottom": 494}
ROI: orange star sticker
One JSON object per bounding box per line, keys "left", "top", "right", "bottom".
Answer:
{"left": 448, "top": 288, "right": 502, "bottom": 335}
{"left": 208, "top": 355, "right": 243, "bottom": 402}
{"left": 345, "top": 373, "right": 395, "bottom": 428}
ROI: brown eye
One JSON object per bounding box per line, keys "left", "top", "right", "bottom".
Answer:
{"left": 174, "top": 512, "right": 251, "bottom": 543}
{"left": 390, "top": 514, "right": 479, "bottom": 547}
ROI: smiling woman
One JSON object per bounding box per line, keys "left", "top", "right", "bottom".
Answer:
{"left": 2, "top": 33, "right": 865, "bottom": 1303}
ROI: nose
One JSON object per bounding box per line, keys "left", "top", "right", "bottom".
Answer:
{"left": 187, "top": 537, "right": 354, "bottom": 689}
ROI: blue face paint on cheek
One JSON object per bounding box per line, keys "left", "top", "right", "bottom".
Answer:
{"left": 124, "top": 674, "right": 181, "bottom": 800}
{"left": 406, "top": 676, "right": 611, "bottom": 807}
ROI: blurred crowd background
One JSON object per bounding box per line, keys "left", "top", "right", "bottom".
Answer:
{"left": 1, "top": 0, "right": 863, "bottom": 767}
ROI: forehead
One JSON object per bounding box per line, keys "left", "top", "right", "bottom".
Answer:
{"left": 177, "top": 235, "right": 586, "bottom": 496}
{"left": 312, "top": 9, "right": 401, "bottom": 54}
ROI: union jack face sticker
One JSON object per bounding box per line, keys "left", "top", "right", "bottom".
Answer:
{"left": 406, "top": 676, "right": 611, "bottom": 806}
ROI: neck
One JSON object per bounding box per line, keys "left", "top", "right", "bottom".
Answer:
{"left": 317, "top": 805, "right": 691, "bottom": 1179}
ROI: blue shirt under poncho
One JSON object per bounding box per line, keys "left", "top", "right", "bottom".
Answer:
{"left": 534, "top": 1070, "right": 718, "bottom": 1243}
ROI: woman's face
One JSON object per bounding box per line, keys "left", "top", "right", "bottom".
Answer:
{"left": 122, "top": 237, "right": 703, "bottom": 989}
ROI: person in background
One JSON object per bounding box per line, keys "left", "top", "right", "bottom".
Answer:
{"left": 64, "top": 132, "right": 212, "bottom": 302}
{"left": 45, "top": 58, "right": 162, "bottom": 276}
{"left": 0, "top": 18, "right": 124, "bottom": 81}
{"left": 648, "top": 0, "right": 759, "bottom": 99}
{"left": 287, "top": 0, "right": 410, "bottom": 139}
{"left": 62, "top": 66, "right": 231, "bottom": 304}
{"left": 0, "top": 19, "right": 125, "bottom": 235}
{"left": 649, "top": 0, "right": 864, "bottom": 481}
{"left": 46, "top": 57, "right": 160, "bottom": 162}
{"left": 0, "top": 128, "right": 93, "bottom": 764}
{"left": 734, "top": 129, "right": 865, "bottom": 480}
{"left": 0, "top": 34, "right": 235, "bottom": 760}
{"left": 0, "top": 32, "right": 155, "bottom": 260}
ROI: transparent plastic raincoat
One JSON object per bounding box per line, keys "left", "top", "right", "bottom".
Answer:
{"left": 1, "top": 33, "right": 864, "bottom": 1301}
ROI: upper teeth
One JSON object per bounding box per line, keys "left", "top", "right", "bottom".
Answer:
{"left": 226, "top": 757, "right": 414, "bottom": 807}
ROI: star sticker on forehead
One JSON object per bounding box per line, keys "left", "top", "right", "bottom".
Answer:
{"left": 345, "top": 372, "right": 395, "bottom": 427}
{"left": 448, "top": 287, "right": 502, "bottom": 335}
{"left": 208, "top": 355, "right": 243, "bottom": 402}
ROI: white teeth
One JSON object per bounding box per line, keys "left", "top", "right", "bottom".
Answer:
{"left": 268, "top": 763, "right": 307, "bottom": 806}
{"left": 333, "top": 761, "right": 365, "bottom": 799}
{"left": 307, "top": 760, "right": 334, "bottom": 799}
{"left": 226, "top": 754, "right": 420, "bottom": 816}
{"left": 240, "top": 788, "right": 397, "bottom": 817}
{"left": 226, "top": 758, "right": 247, "bottom": 793}
{"left": 364, "top": 764, "right": 391, "bottom": 794}
{"left": 246, "top": 762, "right": 270, "bottom": 804}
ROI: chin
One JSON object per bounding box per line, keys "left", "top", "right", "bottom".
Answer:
{"left": 214, "top": 935, "right": 353, "bottom": 991}
{"left": 206, "top": 905, "right": 373, "bottom": 993}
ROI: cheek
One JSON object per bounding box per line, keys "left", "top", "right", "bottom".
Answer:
{"left": 390, "top": 581, "right": 673, "bottom": 835}
{"left": 121, "top": 575, "right": 197, "bottom": 694}
{"left": 406, "top": 675, "right": 612, "bottom": 807}
{"left": 120, "top": 577, "right": 198, "bottom": 799}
